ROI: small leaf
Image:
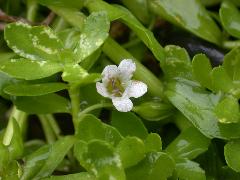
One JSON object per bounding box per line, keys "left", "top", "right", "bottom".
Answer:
{"left": 224, "top": 140, "right": 240, "bottom": 172}
{"left": 166, "top": 127, "right": 210, "bottom": 160}
{"left": 162, "top": 45, "right": 192, "bottom": 79}
{"left": 144, "top": 133, "right": 162, "bottom": 152}
{"left": 4, "top": 22, "right": 64, "bottom": 61}
{"left": 4, "top": 83, "right": 67, "bottom": 96}
{"left": 75, "top": 140, "right": 125, "bottom": 180}
{"left": 192, "top": 54, "right": 213, "bottom": 90}
{"left": 0, "top": 58, "right": 62, "bottom": 80}
{"left": 133, "top": 101, "right": 174, "bottom": 121}
{"left": 35, "top": 136, "right": 76, "bottom": 178}
{"left": 174, "top": 158, "right": 206, "bottom": 180}
{"left": 126, "top": 152, "right": 175, "bottom": 180}
{"left": 215, "top": 96, "right": 240, "bottom": 124}
{"left": 74, "top": 11, "right": 110, "bottom": 62}
{"left": 148, "top": 0, "right": 221, "bottom": 44}
{"left": 13, "top": 93, "right": 71, "bottom": 114}
{"left": 223, "top": 47, "right": 240, "bottom": 81}
{"left": 77, "top": 114, "right": 123, "bottom": 146}
{"left": 117, "top": 137, "right": 145, "bottom": 168}
{"left": 211, "top": 66, "right": 234, "bottom": 93}
{"left": 220, "top": 1, "right": 240, "bottom": 38}
{"left": 111, "top": 111, "right": 148, "bottom": 139}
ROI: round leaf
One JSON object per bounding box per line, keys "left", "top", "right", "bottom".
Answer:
{"left": 224, "top": 140, "right": 240, "bottom": 172}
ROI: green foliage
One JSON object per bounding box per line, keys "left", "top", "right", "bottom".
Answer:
{"left": 111, "top": 111, "right": 148, "bottom": 139}
{"left": 74, "top": 11, "right": 110, "bottom": 63}
{"left": 148, "top": 0, "right": 221, "bottom": 44}
{"left": 224, "top": 140, "right": 240, "bottom": 172}
{"left": 4, "top": 83, "right": 68, "bottom": 96}
{"left": 13, "top": 94, "right": 70, "bottom": 114}
{"left": 76, "top": 114, "right": 123, "bottom": 146}
{"left": 220, "top": 1, "right": 240, "bottom": 38}
{"left": 1, "top": 0, "right": 240, "bottom": 178}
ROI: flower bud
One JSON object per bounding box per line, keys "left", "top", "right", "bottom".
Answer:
{"left": 133, "top": 101, "right": 174, "bottom": 121}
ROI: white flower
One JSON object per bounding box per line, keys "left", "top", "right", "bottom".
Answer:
{"left": 96, "top": 59, "right": 148, "bottom": 112}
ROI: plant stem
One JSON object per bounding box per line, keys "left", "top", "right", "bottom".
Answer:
{"left": 68, "top": 85, "right": 80, "bottom": 131}
{"left": 27, "top": 0, "right": 38, "bottom": 22}
{"left": 223, "top": 40, "right": 240, "bottom": 49}
{"left": 78, "top": 103, "right": 112, "bottom": 117}
{"left": 38, "top": 115, "right": 56, "bottom": 144}
{"left": 45, "top": 114, "right": 61, "bottom": 138}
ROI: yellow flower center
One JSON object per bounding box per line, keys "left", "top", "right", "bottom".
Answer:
{"left": 107, "top": 77, "right": 125, "bottom": 97}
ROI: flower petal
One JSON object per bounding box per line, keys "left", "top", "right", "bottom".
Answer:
{"left": 118, "top": 59, "right": 136, "bottom": 82}
{"left": 102, "top": 65, "right": 118, "bottom": 84}
{"left": 112, "top": 97, "right": 133, "bottom": 112}
{"left": 96, "top": 82, "right": 110, "bottom": 98}
{"left": 126, "top": 80, "right": 147, "bottom": 98}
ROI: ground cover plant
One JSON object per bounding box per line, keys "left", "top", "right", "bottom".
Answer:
{"left": 0, "top": 0, "right": 240, "bottom": 179}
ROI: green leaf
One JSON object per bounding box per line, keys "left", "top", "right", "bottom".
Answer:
{"left": 126, "top": 152, "right": 175, "bottom": 180}
{"left": 0, "top": 58, "right": 62, "bottom": 80}
{"left": 76, "top": 114, "right": 123, "bottom": 146}
{"left": 4, "top": 22, "right": 64, "bottom": 61}
{"left": 111, "top": 111, "right": 148, "bottom": 139}
{"left": 122, "top": 0, "right": 150, "bottom": 24}
{"left": 22, "top": 136, "right": 76, "bottom": 180}
{"left": 148, "top": 0, "right": 221, "bottom": 44}
{"left": 38, "top": 0, "right": 83, "bottom": 9}
{"left": 85, "top": 0, "right": 165, "bottom": 62}
{"left": 34, "top": 136, "right": 76, "bottom": 178}
{"left": 211, "top": 66, "right": 234, "bottom": 93}
{"left": 2, "top": 160, "right": 21, "bottom": 180}
{"left": 57, "top": 28, "right": 81, "bottom": 49}
{"left": 62, "top": 64, "right": 100, "bottom": 85}
{"left": 173, "top": 158, "right": 206, "bottom": 180}
{"left": 224, "top": 140, "right": 240, "bottom": 172}
{"left": 7, "top": 118, "right": 24, "bottom": 161}
{"left": 223, "top": 47, "right": 240, "bottom": 81}
{"left": 4, "top": 83, "right": 67, "bottom": 96}
{"left": 133, "top": 101, "right": 174, "bottom": 121}
{"left": 42, "top": 172, "right": 95, "bottom": 180}
{"left": 166, "top": 127, "right": 210, "bottom": 160}
{"left": 215, "top": 96, "right": 240, "bottom": 124}
{"left": 0, "top": 72, "right": 18, "bottom": 97}
{"left": 116, "top": 137, "right": 145, "bottom": 168}
{"left": 166, "top": 78, "right": 240, "bottom": 139}
{"left": 0, "top": 143, "right": 9, "bottom": 170}
{"left": 21, "top": 145, "right": 50, "bottom": 180}
{"left": 192, "top": 54, "right": 213, "bottom": 90}
{"left": 13, "top": 93, "right": 70, "bottom": 114}
{"left": 74, "top": 11, "right": 110, "bottom": 62}
{"left": 220, "top": 1, "right": 240, "bottom": 38}
{"left": 144, "top": 133, "right": 162, "bottom": 152}
{"left": 75, "top": 140, "right": 125, "bottom": 180}
{"left": 162, "top": 45, "right": 192, "bottom": 79}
